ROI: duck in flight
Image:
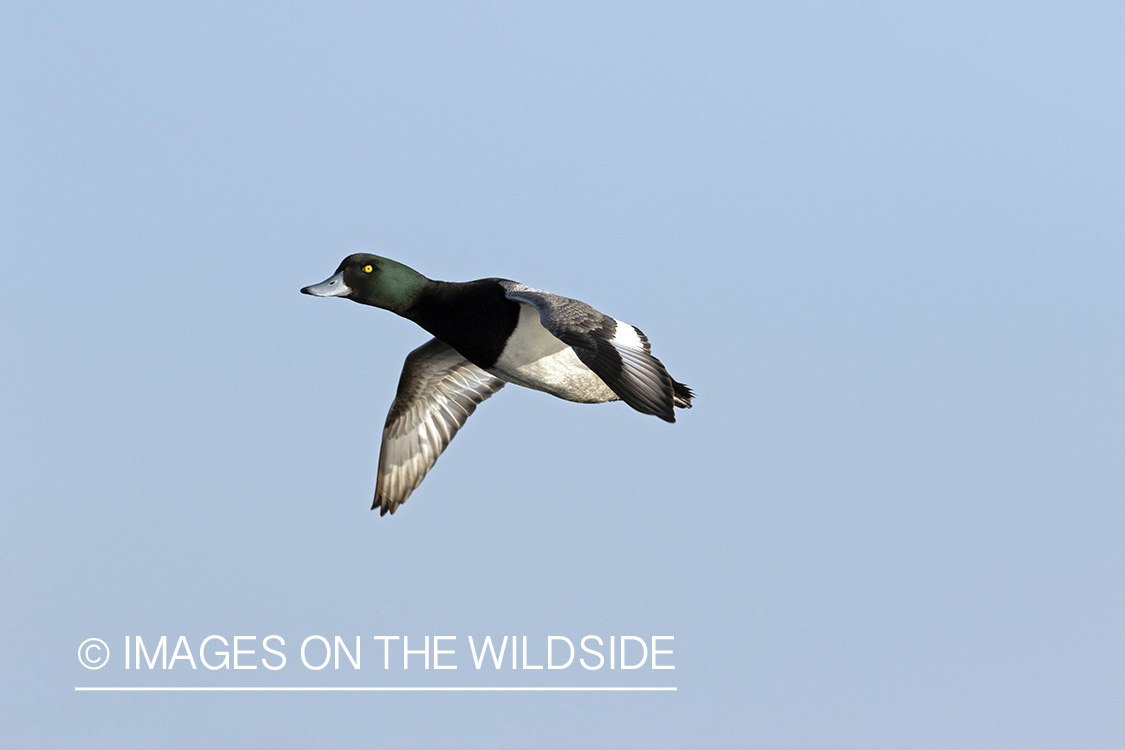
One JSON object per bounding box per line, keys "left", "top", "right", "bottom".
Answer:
{"left": 301, "top": 254, "right": 694, "bottom": 515}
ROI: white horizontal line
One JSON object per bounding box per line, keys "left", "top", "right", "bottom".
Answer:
{"left": 76, "top": 686, "right": 676, "bottom": 692}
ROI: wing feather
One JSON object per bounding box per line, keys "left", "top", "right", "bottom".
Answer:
{"left": 374, "top": 338, "right": 505, "bottom": 515}
{"left": 500, "top": 282, "right": 687, "bottom": 421}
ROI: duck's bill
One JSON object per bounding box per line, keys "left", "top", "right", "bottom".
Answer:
{"left": 301, "top": 271, "right": 351, "bottom": 297}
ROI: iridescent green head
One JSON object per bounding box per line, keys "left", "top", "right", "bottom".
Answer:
{"left": 301, "top": 254, "right": 427, "bottom": 314}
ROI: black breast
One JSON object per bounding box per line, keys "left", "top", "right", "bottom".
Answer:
{"left": 403, "top": 279, "right": 521, "bottom": 369}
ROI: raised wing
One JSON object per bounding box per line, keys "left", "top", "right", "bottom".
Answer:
{"left": 499, "top": 282, "right": 685, "bottom": 422}
{"left": 375, "top": 338, "right": 505, "bottom": 515}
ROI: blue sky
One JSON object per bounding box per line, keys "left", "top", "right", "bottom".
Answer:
{"left": 2, "top": 2, "right": 1123, "bottom": 748}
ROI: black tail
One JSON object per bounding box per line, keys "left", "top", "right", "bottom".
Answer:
{"left": 672, "top": 380, "right": 693, "bottom": 410}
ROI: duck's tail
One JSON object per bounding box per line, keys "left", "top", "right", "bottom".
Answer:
{"left": 672, "top": 379, "right": 694, "bottom": 410}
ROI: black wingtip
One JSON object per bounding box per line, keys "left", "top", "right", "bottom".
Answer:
{"left": 373, "top": 494, "right": 391, "bottom": 515}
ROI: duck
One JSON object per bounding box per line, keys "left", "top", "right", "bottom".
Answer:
{"left": 301, "top": 254, "right": 694, "bottom": 516}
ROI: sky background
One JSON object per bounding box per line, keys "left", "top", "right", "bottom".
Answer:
{"left": 2, "top": 2, "right": 1123, "bottom": 748}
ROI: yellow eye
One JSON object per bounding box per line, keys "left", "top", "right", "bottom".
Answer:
{"left": 363, "top": 265, "right": 373, "bottom": 273}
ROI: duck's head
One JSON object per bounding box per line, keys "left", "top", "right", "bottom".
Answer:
{"left": 301, "top": 254, "right": 427, "bottom": 313}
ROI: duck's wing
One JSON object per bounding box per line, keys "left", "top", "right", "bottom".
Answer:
{"left": 499, "top": 281, "right": 687, "bottom": 422}
{"left": 375, "top": 337, "right": 505, "bottom": 515}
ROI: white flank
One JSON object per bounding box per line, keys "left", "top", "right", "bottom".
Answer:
{"left": 489, "top": 303, "right": 617, "bottom": 404}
